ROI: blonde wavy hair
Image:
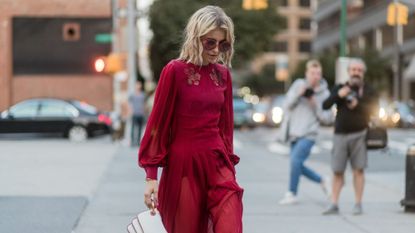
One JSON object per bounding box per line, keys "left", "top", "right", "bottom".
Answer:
{"left": 178, "top": 5, "right": 235, "bottom": 67}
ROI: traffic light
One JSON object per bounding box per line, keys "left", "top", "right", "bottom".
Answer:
{"left": 387, "top": 2, "right": 409, "bottom": 26}
{"left": 399, "top": 4, "right": 409, "bottom": 25}
{"left": 94, "top": 57, "right": 106, "bottom": 73}
{"left": 93, "top": 53, "right": 125, "bottom": 74}
{"left": 104, "top": 53, "right": 124, "bottom": 74}
{"left": 243, "top": 0, "right": 268, "bottom": 10}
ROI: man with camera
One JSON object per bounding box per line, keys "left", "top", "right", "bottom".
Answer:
{"left": 278, "top": 60, "right": 333, "bottom": 205}
{"left": 322, "top": 58, "right": 378, "bottom": 215}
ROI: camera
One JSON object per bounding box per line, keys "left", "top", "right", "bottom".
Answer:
{"left": 303, "top": 88, "right": 314, "bottom": 98}
{"left": 345, "top": 84, "right": 359, "bottom": 103}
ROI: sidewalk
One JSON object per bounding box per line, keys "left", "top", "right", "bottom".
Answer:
{"left": 73, "top": 142, "right": 415, "bottom": 233}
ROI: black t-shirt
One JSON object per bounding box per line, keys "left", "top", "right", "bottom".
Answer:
{"left": 322, "top": 83, "right": 378, "bottom": 134}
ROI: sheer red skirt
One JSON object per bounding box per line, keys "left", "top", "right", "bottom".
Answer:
{"left": 157, "top": 134, "right": 243, "bottom": 233}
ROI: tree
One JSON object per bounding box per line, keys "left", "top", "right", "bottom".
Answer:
{"left": 350, "top": 48, "right": 390, "bottom": 92}
{"left": 148, "top": 0, "right": 281, "bottom": 81}
{"left": 291, "top": 49, "right": 390, "bottom": 92}
{"left": 291, "top": 52, "right": 338, "bottom": 88}
{"left": 242, "top": 64, "right": 285, "bottom": 97}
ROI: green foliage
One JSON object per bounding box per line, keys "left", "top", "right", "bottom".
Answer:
{"left": 148, "top": 0, "right": 198, "bottom": 81}
{"left": 291, "top": 49, "right": 390, "bottom": 91}
{"left": 148, "top": 0, "right": 281, "bottom": 81}
{"left": 242, "top": 64, "right": 285, "bottom": 97}
{"left": 291, "top": 52, "right": 338, "bottom": 88}
{"left": 350, "top": 48, "right": 391, "bottom": 91}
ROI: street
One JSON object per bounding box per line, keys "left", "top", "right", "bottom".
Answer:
{"left": 0, "top": 127, "right": 414, "bottom": 232}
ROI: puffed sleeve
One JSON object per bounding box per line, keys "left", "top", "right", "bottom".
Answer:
{"left": 138, "top": 61, "right": 177, "bottom": 180}
{"left": 218, "top": 68, "right": 240, "bottom": 165}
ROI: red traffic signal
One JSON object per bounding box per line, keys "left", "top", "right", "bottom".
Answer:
{"left": 94, "top": 57, "right": 106, "bottom": 73}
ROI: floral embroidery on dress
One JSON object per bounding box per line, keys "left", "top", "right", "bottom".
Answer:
{"left": 185, "top": 67, "right": 201, "bottom": 86}
{"left": 209, "top": 68, "right": 222, "bottom": 86}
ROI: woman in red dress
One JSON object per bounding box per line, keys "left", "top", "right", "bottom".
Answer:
{"left": 138, "top": 5, "right": 243, "bottom": 233}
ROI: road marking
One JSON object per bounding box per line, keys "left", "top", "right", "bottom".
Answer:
{"left": 268, "top": 142, "right": 323, "bottom": 155}
{"left": 268, "top": 142, "right": 289, "bottom": 155}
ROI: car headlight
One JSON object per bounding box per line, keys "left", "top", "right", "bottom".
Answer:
{"left": 271, "top": 107, "right": 283, "bottom": 124}
{"left": 391, "top": 112, "right": 400, "bottom": 124}
{"left": 252, "top": 113, "right": 266, "bottom": 123}
{"left": 378, "top": 107, "right": 387, "bottom": 121}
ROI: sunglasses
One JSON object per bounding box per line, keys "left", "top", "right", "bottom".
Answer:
{"left": 201, "top": 38, "right": 231, "bottom": 53}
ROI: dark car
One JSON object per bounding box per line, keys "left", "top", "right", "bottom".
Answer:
{"left": 233, "top": 97, "right": 254, "bottom": 128}
{"left": 0, "top": 98, "right": 112, "bottom": 141}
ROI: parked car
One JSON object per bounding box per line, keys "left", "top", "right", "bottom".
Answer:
{"left": 388, "top": 101, "right": 415, "bottom": 128}
{"left": 252, "top": 101, "right": 269, "bottom": 126}
{"left": 0, "top": 98, "right": 112, "bottom": 141}
{"left": 233, "top": 97, "right": 255, "bottom": 128}
{"left": 266, "top": 95, "right": 285, "bottom": 127}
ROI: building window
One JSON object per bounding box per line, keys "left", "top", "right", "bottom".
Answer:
{"left": 404, "top": 16, "right": 415, "bottom": 42}
{"left": 381, "top": 24, "right": 394, "bottom": 48}
{"left": 299, "top": 41, "right": 311, "bottom": 52}
{"left": 63, "top": 22, "right": 81, "bottom": 41}
{"left": 276, "top": 0, "right": 288, "bottom": 6}
{"left": 271, "top": 41, "right": 288, "bottom": 52}
{"left": 363, "top": 30, "right": 374, "bottom": 49}
{"left": 279, "top": 17, "right": 288, "bottom": 29}
{"left": 299, "top": 18, "right": 311, "bottom": 30}
{"left": 299, "top": 0, "right": 311, "bottom": 7}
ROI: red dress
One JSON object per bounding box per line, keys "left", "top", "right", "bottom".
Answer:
{"left": 138, "top": 60, "right": 243, "bottom": 233}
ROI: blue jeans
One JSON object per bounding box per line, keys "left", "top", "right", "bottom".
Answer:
{"left": 131, "top": 115, "right": 144, "bottom": 146}
{"left": 289, "top": 138, "right": 322, "bottom": 195}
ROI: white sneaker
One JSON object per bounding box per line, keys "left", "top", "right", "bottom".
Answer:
{"left": 321, "top": 177, "right": 332, "bottom": 199}
{"left": 279, "top": 192, "right": 298, "bottom": 205}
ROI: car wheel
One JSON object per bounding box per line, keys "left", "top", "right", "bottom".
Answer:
{"left": 68, "top": 125, "right": 88, "bottom": 142}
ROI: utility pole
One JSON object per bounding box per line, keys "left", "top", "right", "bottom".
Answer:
{"left": 335, "top": 0, "right": 349, "bottom": 84}
{"left": 340, "top": 0, "right": 347, "bottom": 57}
{"left": 393, "top": 0, "right": 403, "bottom": 101}
{"left": 123, "top": 0, "right": 138, "bottom": 146}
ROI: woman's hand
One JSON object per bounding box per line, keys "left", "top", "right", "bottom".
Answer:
{"left": 144, "top": 179, "right": 159, "bottom": 215}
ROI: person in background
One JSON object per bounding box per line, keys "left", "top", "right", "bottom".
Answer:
{"left": 129, "top": 81, "right": 146, "bottom": 146}
{"left": 322, "top": 58, "right": 378, "bottom": 215}
{"left": 278, "top": 59, "right": 332, "bottom": 205}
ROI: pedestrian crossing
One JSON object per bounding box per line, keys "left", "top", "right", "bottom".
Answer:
{"left": 266, "top": 138, "right": 414, "bottom": 156}
{"left": 233, "top": 127, "right": 415, "bottom": 157}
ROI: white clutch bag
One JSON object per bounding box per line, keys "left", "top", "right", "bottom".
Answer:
{"left": 127, "top": 210, "right": 167, "bottom": 233}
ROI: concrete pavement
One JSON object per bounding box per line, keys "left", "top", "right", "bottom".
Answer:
{"left": 73, "top": 131, "right": 415, "bottom": 233}
{"left": 0, "top": 136, "right": 117, "bottom": 233}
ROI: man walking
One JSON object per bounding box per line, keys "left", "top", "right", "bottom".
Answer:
{"left": 322, "top": 58, "right": 378, "bottom": 215}
{"left": 129, "top": 81, "right": 146, "bottom": 146}
{"left": 278, "top": 60, "right": 332, "bottom": 205}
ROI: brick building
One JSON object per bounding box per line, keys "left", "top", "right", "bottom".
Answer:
{"left": 0, "top": 0, "right": 114, "bottom": 111}
{"left": 250, "top": 0, "right": 315, "bottom": 79}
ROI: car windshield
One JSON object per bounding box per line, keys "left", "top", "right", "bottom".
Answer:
{"left": 71, "top": 100, "right": 98, "bottom": 114}
{"left": 254, "top": 102, "right": 269, "bottom": 113}
{"left": 9, "top": 100, "right": 40, "bottom": 118}
{"left": 272, "top": 95, "right": 286, "bottom": 107}
{"left": 233, "top": 98, "right": 249, "bottom": 111}
{"left": 398, "top": 103, "right": 415, "bottom": 116}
